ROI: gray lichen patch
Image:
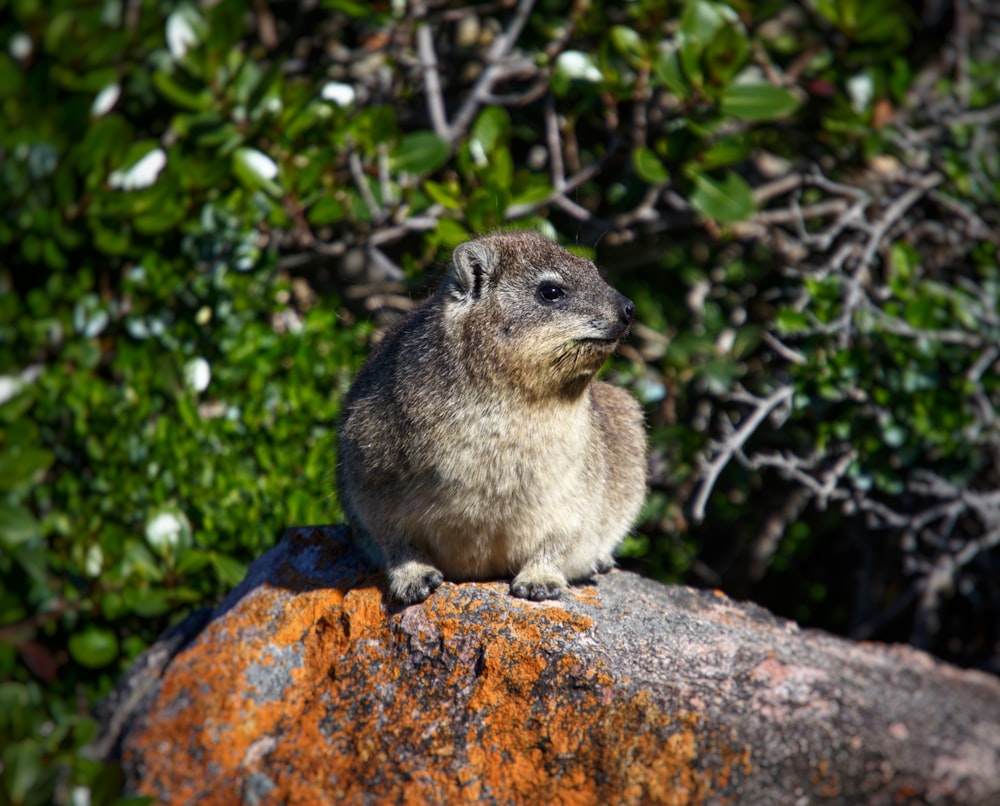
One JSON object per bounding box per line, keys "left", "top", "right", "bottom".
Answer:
{"left": 244, "top": 644, "right": 305, "bottom": 704}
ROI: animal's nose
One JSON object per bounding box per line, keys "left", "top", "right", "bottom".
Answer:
{"left": 619, "top": 295, "right": 635, "bottom": 324}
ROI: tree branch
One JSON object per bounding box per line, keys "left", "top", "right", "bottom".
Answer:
{"left": 690, "top": 385, "right": 794, "bottom": 523}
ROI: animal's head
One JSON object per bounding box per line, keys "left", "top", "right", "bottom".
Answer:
{"left": 441, "top": 231, "right": 635, "bottom": 398}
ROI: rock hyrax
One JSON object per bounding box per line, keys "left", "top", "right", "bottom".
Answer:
{"left": 337, "top": 231, "right": 647, "bottom": 604}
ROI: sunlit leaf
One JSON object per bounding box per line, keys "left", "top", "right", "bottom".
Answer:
{"left": 68, "top": 628, "right": 119, "bottom": 668}
{"left": 720, "top": 84, "right": 800, "bottom": 121}
{"left": 554, "top": 50, "right": 604, "bottom": 83}
{"left": 776, "top": 309, "right": 811, "bottom": 335}
{"left": 0, "top": 504, "right": 41, "bottom": 549}
{"left": 653, "top": 48, "right": 687, "bottom": 96}
{"left": 688, "top": 170, "right": 755, "bottom": 222}
{"left": 632, "top": 147, "right": 669, "bottom": 184}
{"left": 470, "top": 107, "right": 510, "bottom": 156}
{"left": 389, "top": 131, "right": 450, "bottom": 175}
{"left": 210, "top": 552, "right": 248, "bottom": 586}
{"left": 611, "top": 25, "right": 645, "bottom": 64}
{"left": 308, "top": 196, "right": 346, "bottom": 225}
{"left": 233, "top": 147, "right": 282, "bottom": 195}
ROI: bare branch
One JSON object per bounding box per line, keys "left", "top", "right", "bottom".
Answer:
{"left": 853, "top": 172, "right": 943, "bottom": 273}
{"left": 448, "top": 0, "right": 536, "bottom": 142}
{"left": 742, "top": 448, "right": 856, "bottom": 511}
{"left": 368, "top": 206, "right": 445, "bottom": 247}
{"left": 349, "top": 151, "right": 384, "bottom": 223}
{"left": 366, "top": 245, "right": 405, "bottom": 284}
{"left": 414, "top": 8, "right": 451, "bottom": 140}
{"left": 761, "top": 332, "right": 807, "bottom": 365}
{"left": 505, "top": 164, "right": 601, "bottom": 220}
{"left": 690, "top": 385, "right": 794, "bottom": 523}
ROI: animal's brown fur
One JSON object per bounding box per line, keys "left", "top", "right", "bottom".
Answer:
{"left": 337, "top": 232, "right": 647, "bottom": 603}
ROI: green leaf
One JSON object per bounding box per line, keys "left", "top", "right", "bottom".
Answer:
{"left": 389, "top": 131, "right": 450, "bottom": 176}
{"left": 699, "top": 135, "right": 753, "bottom": 170}
{"left": 703, "top": 16, "right": 750, "bottom": 84}
{"left": 699, "top": 356, "right": 739, "bottom": 395}
{"left": 131, "top": 590, "right": 172, "bottom": 617}
{"left": 0, "top": 390, "right": 35, "bottom": 424}
{"left": 0, "top": 504, "right": 41, "bottom": 549}
{"left": 423, "top": 180, "right": 462, "bottom": 211}
{"left": 720, "top": 84, "right": 801, "bottom": 121}
{"left": 210, "top": 552, "right": 247, "bottom": 586}
{"left": 351, "top": 104, "right": 398, "bottom": 145}
{"left": 470, "top": 107, "right": 510, "bottom": 156}
{"left": 888, "top": 241, "right": 920, "bottom": 297}
{"left": 610, "top": 25, "right": 646, "bottom": 64}
{"left": 307, "top": 196, "right": 346, "bottom": 225}
{"left": 68, "top": 627, "right": 119, "bottom": 669}
{"left": 0, "top": 54, "right": 24, "bottom": 98}
{"left": 510, "top": 179, "right": 553, "bottom": 209}
{"left": 903, "top": 295, "right": 936, "bottom": 328}
{"left": 121, "top": 540, "right": 165, "bottom": 583}
{"left": 1, "top": 742, "right": 46, "bottom": 805}
{"left": 152, "top": 69, "right": 212, "bottom": 111}
{"left": 433, "top": 218, "right": 469, "bottom": 248}
{"left": 92, "top": 222, "right": 131, "bottom": 255}
{"left": 133, "top": 181, "right": 188, "bottom": 234}
{"left": 321, "top": 0, "right": 374, "bottom": 17}
{"left": 487, "top": 146, "right": 514, "bottom": 191}
{"left": 632, "top": 147, "right": 669, "bottom": 184}
{"left": 688, "top": 170, "right": 755, "bottom": 222}
{"left": 776, "top": 309, "right": 810, "bottom": 335}
{"left": 0, "top": 446, "right": 54, "bottom": 490}
{"left": 553, "top": 50, "right": 604, "bottom": 87}
{"left": 175, "top": 549, "right": 213, "bottom": 576}
{"left": 466, "top": 187, "right": 508, "bottom": 231}
{"left": 653, "top": 48, "right": 687, "bottom": 96}
{"left": 77, "top": 115, "right": 134, "bottom": 179}
{"left": 174, "top": 113, "right": 239, "bottom": 148}
{"left": 232, "top": 147, "right": 282, "bottom": 196}
{"left": 42, "top": 239, "right": 67, "bottom": 269}
{"left": 679, "top": 0, "right": 735, "bottom": 86}
{"left": 681, "top": 0, "right": 732, "bottom": 44}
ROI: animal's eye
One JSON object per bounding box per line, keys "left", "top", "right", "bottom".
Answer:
{"left": 537, "top": 284, "right": 567, "bottom": 303}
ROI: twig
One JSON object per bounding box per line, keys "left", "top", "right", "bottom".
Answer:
{"left": 366, "top": 245, "right": 405, "bottom": 283}
{"left": 505, "top": 164, "right": 601, "bottom": 220}
{"left": 349, "top": 151, "right": 383, "bottom": 223}
{"left": 742, "top": 448, "right": 855, "bottom": 511}
{"left": 762, "top": 332, "right": 807, "bottom": 364}
{"left": 954, "top": 0, "right": 971, "bottom": 109}
{"left": 448, "top": 0, "right": 536, "bottom": 142}
{"left": 414, "top": 10, "right": 450, "bottom": 140}
{"left": 368, "top": 207, "right": 445, "bottom": 247}
{"left": 545, "top": 97, "right": 566, "bottom": 191}
{"left": 854, "top": 172, "right": 943, "bottom": 273}
{"left": 690, "top": 385, "right": 794, "bottom": 523}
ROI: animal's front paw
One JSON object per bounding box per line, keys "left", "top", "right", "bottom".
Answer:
{"left": 388, "top": 562, "right": 444, "bottom": 604}
{"left": 510, "top": 569, "right": 567, "bottom": 601}
{"left": 594, "top": 555, "right": 616, "bottom": 574}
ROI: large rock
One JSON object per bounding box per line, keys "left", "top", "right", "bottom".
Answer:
{"left": 100, "top": 526, "right": 1000, "bottom": 804}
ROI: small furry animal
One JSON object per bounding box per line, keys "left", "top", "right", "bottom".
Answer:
{"left": 336, "top": 231, "right": 647, "bottom": 604}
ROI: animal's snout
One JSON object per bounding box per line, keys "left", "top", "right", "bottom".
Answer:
{"left": 618, "top": 294, "right": 636, "bottom": 325}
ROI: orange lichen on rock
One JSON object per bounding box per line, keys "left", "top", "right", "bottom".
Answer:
{"left": 120, "top": 528, "right": 750, "bottom": 804}
{"left": 111, "top": 525, "right": 1000, "bottom": 805}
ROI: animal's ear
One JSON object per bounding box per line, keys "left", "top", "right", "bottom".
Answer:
{"left": 450, "top": 241, "right": 497, "bottom": 301}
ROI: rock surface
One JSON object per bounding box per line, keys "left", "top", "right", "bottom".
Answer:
{"left": 102, "top": 525, "right": 1000, "bottom": 804}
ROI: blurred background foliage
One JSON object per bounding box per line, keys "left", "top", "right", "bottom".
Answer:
{"left": 1, "top": 0, "right": 998, "bottom": 802}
